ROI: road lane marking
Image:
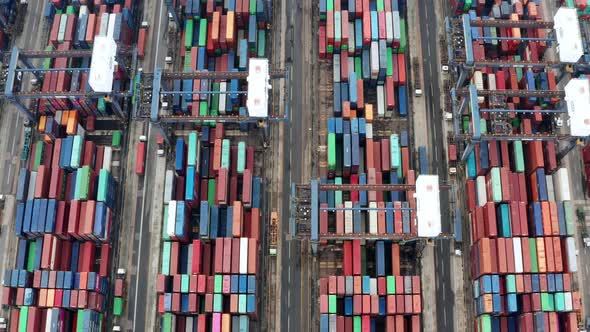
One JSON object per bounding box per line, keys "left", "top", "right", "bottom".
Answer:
{"left": 132, "top": 2, "right": 164, "bottom": 330}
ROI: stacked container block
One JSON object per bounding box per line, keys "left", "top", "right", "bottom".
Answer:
{"left": 158, "top": 126, "right": 262, "bottom": 332}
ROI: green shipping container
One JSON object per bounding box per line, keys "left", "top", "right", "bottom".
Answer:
{"left": 113, "top": 297, "right": 123, "bottom": 316}
{"left": 199, "top": 101, "right": 208, "bottom": 116}
{"left": 398, "top": 19, "right": 406, "bottom": 54}
{"left": 214, "top": 275, "right": 223, "bottom": 293}
{"left": 498, "top": 204, "right": 511, "bottom": 237}
{"left": 480, "top": 118, "right": 488, "bottom": 134}
{"left": 162, "top": 205, "right": 169, "bottom": 240}
{"left": 211, "top": 82, "right": 220, "bottom": 115}
{"left": 529, "top": 239, "right": 538, "bottom": 273}
{"left": 162, "top": 313, "right": 173, "bottom": 332}
{"left": 27, "top": 241, "right": 36, "bottom": 272}
{"left": 387, "top": 276, "right": 395, "bottom": 294}
{"left": 221, "top": 139, "right": 231, "bottom": 170}
{"left": 554, "top": 292, "right": 565, "bottom": 311}
{"left": 390, "top": 134, "right": 400, "bottom": 169}
{"left": 198, "top": 19, "right": 208, "bottom": 48}
{"left": 161, "top": 241, "right": 171, "bottom": 275}
{"left": 18, "top": 307, "right": 28, "bottom": 332}
{"left": 112, "top": 130, "right": 122, "bottom": 148}
{"left": 328, "top": 295, "right": 337, "bottom": 314}
{"left": 478, "top": 315, "right": 491, "bottom": 332}
{"left": 70, "top": 135, "right": 82, "bottom": 169}
{"left": 76, "top": 310, "right": 85, "bottom": 332}
{"left": 257, "top": 30, "right": 266, "bottom": 57}
{"left": 335, "top": 177, "right": 343, "bottom": 205}
{"left": 34, "top": 141, "right": 45, "bottom": 171}
{"left": 181, "top": 275, "right": 189, "bottom": 293}
{"left": 97, "top": 169, "right": 109, "bottom": 202}
{"left": 386, "top": 48, "right": 393, "bottom": 76}
{"left": 238, "top": 294, "right": 247, "bottom": 313}
{"left": 540, "top": 293, "right": 554, "bottom": 311}
{"left": 74, "top": 166, "right": 90, "bottom": 200}
{"left": 185, "top": 19, "right": 194, "bottom": 49}
{"left": 514, "top": 56, "right": 523, "bottom": 81}
{"left": 249, "top": 0, "right": 256, "bottom": 15}
{"left": 98, "top": 98, "right": 106, "bottom": 112}
{"left": 43, "top": 46, "right": 55, "bottom": 69}
{"left": 353, "top": 316, "right": 361, "bottom": 332}
{"left": 512, "top": 141, "right": 525, "bottom": 173}
{"left": 377, "top": 0, "right": 384, "bottom": 11}
{"left": 208, "top": 179, "right": 216, "bottom": 205}
{"left": 490, "top": 168, "right": 502, "bottom": 202}
{"left": 213, "top": 293, "right": 223, "bottom": 312}
{"left": 328, "top": 133, "right": 336, "bottom": 171}
{"left": 327, "top": 0, "right": 334, "bottom": 11}
{"left": 563, "top": 201, "right": 575, "bottom": 236}
{"left": 237, "top": 142, "right": 246, "bottom": 174}
{"left": 188, "top": 133, "right": 198, "bottom": 167}
{"left": 355, "top": 57, "right": 362, "bottom": 79}
{"left": 505, "top": 275, "right": 516, "bottom": 293}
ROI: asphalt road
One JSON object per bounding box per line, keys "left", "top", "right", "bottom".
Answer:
{"left": 280, "top": 0, "right": 315, "bottom": 330}
{"left": 417, "top": 1, "right": 454, "bottom": 331}
{"left": 127, "top": 0, "right": 167, "bottom": 330}
{"left": 0, "top": 0, "right": 48, "bottom": 194}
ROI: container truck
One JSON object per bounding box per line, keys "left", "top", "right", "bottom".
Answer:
{"left": 135, "top": 136, "right": 147, "bottom": 175}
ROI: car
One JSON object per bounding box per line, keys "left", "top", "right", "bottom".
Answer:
{"left": 441, "top": 65, "right": 449, "bottom": 72}
{"left": 586, "top": 316, "right": 590, "bottom": 330}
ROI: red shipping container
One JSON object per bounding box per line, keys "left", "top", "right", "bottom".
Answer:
{"left": 352, "top": 240, "right": 361, "bottom": 275}
{"left": 214, "top": 238, "right": 223, "bottom": 274}
{"left": 222, "top": 238, "right": 232, "bottom": 274}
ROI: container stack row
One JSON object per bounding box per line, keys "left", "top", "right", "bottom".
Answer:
{"left": 2, "top": 120, "right": 119, "bottom": 330}
{"left": 464, "top": 137, "right": 582, "bottom": 331}
{"left": 39, "top": 1, "right": 139, "bottom": 117}
{"left": 319, "top": 240, "right": 421, "bottom": 331}
{"left": 158, "top": 126, "right": 262, "bottom": 332}
{"left": 319, "top": 0, "right": 408, "bottom": 117}
{"left": 168, "top": 0, "right": 270, "bottom": 116}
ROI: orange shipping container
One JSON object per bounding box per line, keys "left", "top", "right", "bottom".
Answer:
{"left": 226, "top": 12, "right": 235, "bottom": 47}
{"left": 213, "top": 139, "right": 222, "bottom": 172}
{"left": 553, "top": 237, "right": 563, "bottom": 272}
{"left": 541, "top": 202, "right": 551, "bottom": 235}
{"left": 211, "top": 12, "right": 220, "bottom": 48}
{"left": 364, "top": 103, "right": 372, "bottom": 122}
{"left": 232, "top": 201, "right": 242, "bottom": 237}
{"left": 536, "top": 238, "right": 547, "bottom": 272}
{"left": 66, "top": 111, "right": 79, "bottom": 135}
{"left": 222, "top": 313, "right": 231, "bottom": 332}
{"left": 248, "top": 238, "right": 257, "bottom": 274}
{"left": 544, "top": 237, "right": 555, "bottom": 272}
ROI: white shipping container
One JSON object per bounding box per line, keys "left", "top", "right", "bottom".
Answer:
{"left": 565, "top": 237, "right": 577, "bottom": 272}
{"left": 385, "top": 12, "right": 393, "bottom": 44}
{"left": 346, "top": 276, "right": 353, "bottom": 295}
{"left": 370, "top": 278, "right": 377, "bottom": 295}
{"left": 513, "top": 238, "right": 523, "bottom": 273}
{"left": 27, "top": 171, "right": 37, "bottom": 201}
{"left": 167, "top": 201, "right": 177, "bottom": 238}
{"left": 240, "top": 238, "right": 249, "bottom": 274}
{"left": 366, "top": 123, "right": 373, "bottom": 139}
{"left": 370, "top": 41, "right": 379, "bottom": 78}
{"left": 369, "top": 202, "right": 378, "bottom": 233}
{"left": 107, "top": 13, "right": 117, "bottom": 38}
{"left": 476, "top": 176, "right": 487, "bottom": 207}
{"left": 545, "top": 175, "right": 555, "bottom": 202}
{"left": 392, "top": 11, "right": 401, "bottom": 43}
{"left": 564, "top": 292, "right": 573, "bottom": 311}
{"left": 553, "top": 168, "right": 572, "bottom": 201}
{"left": 348, "top": 22, "right": 355, "bottom": 55}
{"left": 185, "top": 317, "right": 193, "bottom": 332}
{"left": 50, "top": 236, "right": 57, "bottom": 270}
{"left": 164, "top": 170, "right": 175, "bottom": 203}
{"left": 329, "top": 314, "right": 337, "bottom": 332}
{"left": 79, "top": 5, "right": 89, "bottom": 16}
{"left": 45, "top": 308, "right": 59, "bottom": 331}
{"left": 473, "top": 71, "right": 485, "bottom": 104}
{"left": 102, "top": 146, "right": 112, "bottom": 172}
{"left": 487, "top": 73, "right": 496, "bottom": 91}
{"left": 344, "top": 201, "right": 353, "bottom": 233}
{"left": 333, "top": 54, "right": 341, "bottom": 83}
{"left": 186, "top": 243, "right": 193, "bottom": 274}
{"left": 377, "top": 85, "right": 385, "bottom": 117}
